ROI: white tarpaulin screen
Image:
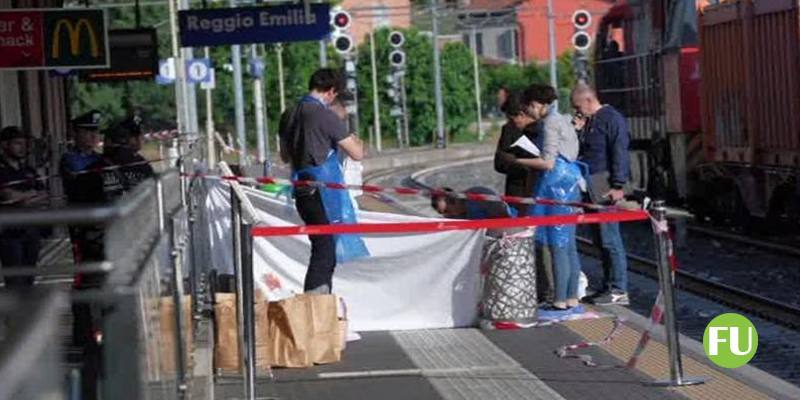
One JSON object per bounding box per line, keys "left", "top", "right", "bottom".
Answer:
{"left": 203, "top": 181, "right": 485, "bottom": 332}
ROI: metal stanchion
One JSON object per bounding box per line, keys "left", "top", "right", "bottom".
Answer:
{"left": 240, "top": 221, "right": 257, "bottom": 400}
{"left": 650, "top": 200, "right": 706, "bottom": 387}
{"left": 171, "top": 218, "right": 188, "bottom": 397}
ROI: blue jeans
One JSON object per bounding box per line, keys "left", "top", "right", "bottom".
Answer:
{"left": 551, "top": 229, "right": 581, "bottom": 303}
{"left": 593, "top": 222, "right": 628, "bottom": 292}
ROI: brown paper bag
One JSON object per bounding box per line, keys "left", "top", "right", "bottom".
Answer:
{"left": 214, "top": 293, "right": 271, "bottom": 373}
{"left": 263, "top": 294, "right": 342, "bottom": 368}
{"left": 159, "top": 295, "right": 193, "bottom": 375}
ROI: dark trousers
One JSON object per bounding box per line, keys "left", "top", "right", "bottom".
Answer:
{"left": 0, "top": 228, "right": 41, "bottom": 288}
{"left": 295, "top": 189, "right": 336, "bottom": 292}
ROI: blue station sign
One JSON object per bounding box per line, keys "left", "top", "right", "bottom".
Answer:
{"left": 178, "top": 3, "right": 330, "bottom": 47}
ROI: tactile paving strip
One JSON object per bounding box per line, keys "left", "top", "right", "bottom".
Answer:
{"left": 563, "top": 317, "right": 772, "bottom": 400}
{"left": 391, "top": 329, "right": 566, "bottom": 400}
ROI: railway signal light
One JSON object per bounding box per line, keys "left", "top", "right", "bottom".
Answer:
{"left": 388, "top": 31, "right": 405, "bottom": 48}
{"left": 572, "top": 31, "right": 592, "bottom": 52}
{"left": 572, "top": 10, "right": 592, "bottom": 30}
{"left": 333, "top": 34, "right": 354, "bottom": 55}
{"left": 389, "top": 50, "right": 405, "bottom": 67}
{"left": 331, "top": 10, "right": 351, "bottom": 31}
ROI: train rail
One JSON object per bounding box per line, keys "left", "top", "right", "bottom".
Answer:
{"left": 575, "top": 237, "right": 800, "bottom": 330}
{"left": 686, "top": 225, "right": 800, "bottom": 259}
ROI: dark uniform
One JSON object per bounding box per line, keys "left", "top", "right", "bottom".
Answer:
{"left": 61, "top": 111, "right": 106, "bottom": 264}
{"left": 103, "top": 118, "right": 154, "bottom": 193}
{"left": 0, "top": 127, "right": 45, "bottom": 288}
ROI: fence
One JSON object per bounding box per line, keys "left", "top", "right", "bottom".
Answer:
{"left": 0, "top": 142, "right": 197, "bottom": 400}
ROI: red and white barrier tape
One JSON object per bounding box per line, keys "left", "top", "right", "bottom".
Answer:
{"left": 202, "top": 173, "right": 636, "bottom": 213}
{"left": 556, "top": 317, "right": 626, "bottom": 367}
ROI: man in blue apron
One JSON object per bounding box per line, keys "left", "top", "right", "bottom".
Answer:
{"left": 278, "top": 68, "right": 365, "bottom": 294}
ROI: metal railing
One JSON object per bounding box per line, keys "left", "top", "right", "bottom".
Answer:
{"left": 0, "top": 140, "right": 198, "bottom": 400}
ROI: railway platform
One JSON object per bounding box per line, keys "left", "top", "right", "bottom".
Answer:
{"left": 197, "top": 303, "right": 799, "bottom": 400}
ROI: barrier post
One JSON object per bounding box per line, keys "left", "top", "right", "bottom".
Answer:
{"left": 651, "top": 200, "right": 706, "bottom": 387}
{"left": 230, "top": 185, "right": 246, "bottom": 383}
{"left": 240, "top": 221, "right": 257, "bottom": 400}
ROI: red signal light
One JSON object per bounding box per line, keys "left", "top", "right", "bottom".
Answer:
{"left": 331, "top": 11, "right": 352, "bottom": 30}
{"left": 572, "top": 10, "right": 592, "bottom": 30}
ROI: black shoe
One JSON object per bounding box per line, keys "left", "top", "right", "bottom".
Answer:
{"left": 591, "top": 290, "right": 629, "bottom": 306}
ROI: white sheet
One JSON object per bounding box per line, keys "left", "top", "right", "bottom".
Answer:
{"left": 203, "top": 182, "right": 486, "bottom": 331}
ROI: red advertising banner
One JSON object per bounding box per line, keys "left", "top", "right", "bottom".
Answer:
{"left": 0, "top": 8, "right": 108, "bottom": 70}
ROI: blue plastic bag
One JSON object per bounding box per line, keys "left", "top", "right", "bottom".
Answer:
{"left": 294, "top": 150, "right": 370, "bottom": 263}
{"left": 529, "top": 156, "right": 586, "bottom": 247}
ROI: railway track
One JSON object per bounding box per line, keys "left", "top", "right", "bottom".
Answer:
{"left": 575, "top": 237, "right": 800, "bottom": 329}
{"left": 686, "top": 225, "right": 800, "bottom": 259}
{"left": 397, "top": 161, "right": 800, "bottom": 331}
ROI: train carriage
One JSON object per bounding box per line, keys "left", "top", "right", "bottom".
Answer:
{"left": 593, "top": 0, "right": 799, "bottom": 227}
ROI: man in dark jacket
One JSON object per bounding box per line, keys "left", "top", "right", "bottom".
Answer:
{"left": 572, "top": 84, "right": 632, "bottom": 306}
{"left": 103, "top": 117, "right": 155, "bottom": 195}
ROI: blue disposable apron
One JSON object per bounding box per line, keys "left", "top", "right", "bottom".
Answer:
{"left": 528, "top": 156, "right": 587, "bottom": 247}
{"left": 292, "top": 95, "right": 370, "bottom": 263}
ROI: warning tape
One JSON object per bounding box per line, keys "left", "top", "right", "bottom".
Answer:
{"left": 556, "top": 317, "right": 626, "bottom": 367}
{"left": 250, "top": 211, "right": 650, "bottom": 237}
{"left": 201, "top": 173, "right": 635, "bottom": 212}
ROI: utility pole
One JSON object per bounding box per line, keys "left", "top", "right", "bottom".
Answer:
{"left": 546, "top": 0, "right": 558, "bottom": 108}
{"left": 204, "top": 46, "right": 215, "bottom": 167}
{"left": 167, "top": 0, "right": 185, "bottom": 134}
{"left": 369, "top": 30, "right": 382, "bottom": 152}
{"left": 179, "top": 0, "right": 197, "bottom": 136}
{"left": 251, "top": 45, "right": 266, "bottom": 164}
{"left": 276, "top": 43, "right": 286, "bottom": 113}
{"left": 431, "top": 0, "right": 445, "bottom": 149}
{"left": 470, "top": 26, "right": 484, "bottom": 142}
{"left": 230, "top": 0, "right": 246, "bottom": 165}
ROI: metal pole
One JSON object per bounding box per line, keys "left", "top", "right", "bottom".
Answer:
{"left": 470, "top": 26, "right": 484, "bottom": 142}
{"left": 277, "top": 44, "right": 286, "bottom": 113}
{"left": 251, "top": 45, "right": 267, "bottom": 164}
{"left": 230, "top": 0, "right": 247, "bottom": 166}
{"left": 229, "top": 186, "right": 246, "bottom": 382}
{"left": 651, "top": 200, "right": 706, "bottom": 387}
{"left": 240, "top": 221, "right": 256, "bottom": 400}
{"left": 431, "top": 0, "right": 445, "bottom": 149}
{"left": 171, "top": 214, "right": 188, "bottom": 396}
{"left": 319, "top": 39, "right": 328, "bottom": 67}
{"left": 399, "top": 73, "right": 410, "bottom": 147}
{"left": 204, "top": 46, "right": 216, "bottom": 167}
{"left": 369, "top": 30, "right": 382, "bottom": 153}
{"left": 167, "top": 0, "right": 185, "bottom": 133}
{"left": 546, "top": 0, "right": 558, "bottom": 108}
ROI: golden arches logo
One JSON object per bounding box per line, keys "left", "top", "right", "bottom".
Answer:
{"left": 51, "top": 18, "right": 99, "bottom": 59}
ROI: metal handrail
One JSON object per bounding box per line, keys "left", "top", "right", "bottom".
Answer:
{"left": 0, "top": 180, "right": 155, "bottom": 228}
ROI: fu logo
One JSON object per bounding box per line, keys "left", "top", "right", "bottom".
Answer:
{"left": 703, "top": 313, "right": 758, "bottom": 368}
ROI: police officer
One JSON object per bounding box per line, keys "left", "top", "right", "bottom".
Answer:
{"left": 103, "top": 117, "right": 154, "bottom": 193}
{"left": 61, "top": 110, "right": 103, "bottom": 204}
{"left": 0, "top": 126, "right": 48, "bottom": 289}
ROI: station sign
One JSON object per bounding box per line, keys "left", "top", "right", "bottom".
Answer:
{"left": 178, "top": 3, "right": 330, "bottom": 48}
{"left": 0, "top": 8, "right": 109, "bottom": 70}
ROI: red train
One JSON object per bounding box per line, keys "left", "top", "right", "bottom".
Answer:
{"left": 592, "top": 0, "right": 799, "bottom": 228}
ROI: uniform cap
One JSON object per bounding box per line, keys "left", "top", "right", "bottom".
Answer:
{"left": 71, "top": 110, "right": 102, "bottom": 129}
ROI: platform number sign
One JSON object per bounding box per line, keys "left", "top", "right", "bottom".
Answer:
{"left": 186, "top": 58, "right": 211, "bottom": 84}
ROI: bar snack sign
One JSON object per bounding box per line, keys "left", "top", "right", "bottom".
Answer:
{"left": 0, "top": 8, "right": 109, "bottom": 70}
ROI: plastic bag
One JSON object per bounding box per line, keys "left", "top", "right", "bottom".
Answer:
{"left": 294, "top": 151, "right": 370, "bottom": 263}
{"left": 529, "top": 156, "right": 585, "bottom": 247}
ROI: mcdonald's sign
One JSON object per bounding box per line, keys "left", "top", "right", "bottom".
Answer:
{"left": 0, "top": 8, "right": 107, "bottom": 70}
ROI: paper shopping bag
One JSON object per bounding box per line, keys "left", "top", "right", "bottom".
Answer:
{"left": 263, "top": 294, "right": 342, "bottom": 368}
{"left": 159, "top": 295, "right": 193, "bottom": 375}
{"left": 214, "top": 293, "right": 271, "bottom": 373}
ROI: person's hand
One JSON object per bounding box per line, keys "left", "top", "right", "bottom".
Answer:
{"left": 604, "top": 188, "right": 625, "bottom": 202}
{"left": 499, "top": 152, "right": 516, "bottom": 164}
